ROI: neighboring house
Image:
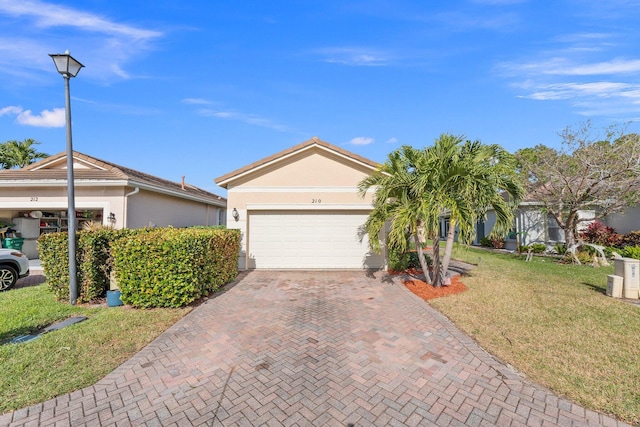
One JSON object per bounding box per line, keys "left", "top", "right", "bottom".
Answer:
{"left": 603, "top": 205, "right": 640, "bottom": 234}
{"left": 0, "top": 151, "right": 226, "bottom": 259}
{"left": 215, "top": 137, "right": 385, "bottom": 270}
{"left": 471, "top": 201, "right": 595, "bottom": 250}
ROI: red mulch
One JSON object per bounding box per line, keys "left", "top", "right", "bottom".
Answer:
{"left": 390, "top": 268, "right": 467, "bottom": 300}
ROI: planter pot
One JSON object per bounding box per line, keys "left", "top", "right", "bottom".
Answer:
{"left": 106, "top": 290, "right": 123, "bottom": 307}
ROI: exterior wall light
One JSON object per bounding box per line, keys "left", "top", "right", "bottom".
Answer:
{"left": 232, "top": 208, "right": 239, "bottom": 221}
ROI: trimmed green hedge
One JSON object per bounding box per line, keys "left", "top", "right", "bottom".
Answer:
{"left": 112, "top": 228, "right": 240, "bottom": 308}
{"left": 38, "top": 227, "right": 240, "bottom": 307}
{"left": 39, "top": 228, "right": 150, "bottom": 303}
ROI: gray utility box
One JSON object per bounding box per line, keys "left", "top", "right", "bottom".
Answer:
{"left": 614, "top": 257, "right": 640, "bottom": 299}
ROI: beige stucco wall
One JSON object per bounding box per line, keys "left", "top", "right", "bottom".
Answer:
{"left": 0, "top": 184, "right": 224, "bottom": 258}
{"left": 224, "top": 148, "right": 379, "bottom": 269}
{"left": 126, "top": 189, "right": 222, "bottom": 229}
{"left": 0, "top": 185, "right": 125, "bottom": 228}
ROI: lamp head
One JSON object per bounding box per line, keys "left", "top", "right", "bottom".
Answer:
{"left": 49, "top": 51, "right": 84, "bottom": 78}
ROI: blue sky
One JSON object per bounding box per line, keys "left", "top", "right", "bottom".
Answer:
{"left": 1, "top": 0, "right": 639, "bottom": 196}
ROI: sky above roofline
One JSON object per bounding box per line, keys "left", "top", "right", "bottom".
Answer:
{"left": 1, "top": 0, "right": 639, "bottom": 195}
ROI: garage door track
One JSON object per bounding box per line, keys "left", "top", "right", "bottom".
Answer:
{"left": 2, "top": 271, "right": 629, "bottom": 426}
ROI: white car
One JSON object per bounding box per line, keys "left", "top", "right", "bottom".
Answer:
{"left": 0, "top": 248, "right": 30, "bottom": 291}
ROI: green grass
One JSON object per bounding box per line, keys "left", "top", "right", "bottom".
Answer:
{"left": 432, "top": 246, "right": 640, "bottom": 425}
{"left": 0, "top": 284, "right": 190, "bottom": 413}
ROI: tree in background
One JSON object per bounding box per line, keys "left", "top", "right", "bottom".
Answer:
{"left": 0, "top": 139, "right": 49, "bottom": 169}
{"left": 515, "top": 122, "right": 640, "bottom": 253}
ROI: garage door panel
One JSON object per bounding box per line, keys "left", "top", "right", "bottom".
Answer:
{"left": 248, "top": 210, "right": 383, "bottom": 269}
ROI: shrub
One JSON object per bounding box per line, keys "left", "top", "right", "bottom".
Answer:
{"left": 530, "top": 243, "right": 547, "bottom": 254}
{"left": 563, "top": 250, "right": 594, "bottom": 264}
{"left": 479, "top": 237, "right": 492, "bottom": 247}
{"left": 112, "top": 227, "right": 240, "bottom": 308}
{"left": 620, "top": 231, "right": 640, "bottom": 248}
{"left": 408, "top": 251, "right": 432, "bottom": 270}
{"left": 491, "top": 237, "right": 505, "bottom": 249}
{"left": 554, "top": 243, "right": 567, "bottom": 255}
{"left": 621, "top": 245, "right": 640, "bottom": 260}
{"left": 478, "top": 236, "right": 505, "bottom": 248}
{"left": 38, "top": 228, "right": 149, "bottom": 303}
{"left": 388, "top": 247, "right": 432, "bottom": 272}
{"left": 388, "top": 247, "right": 409, "bottom": 271}
{"left": 580, "top": 221, "right": 621, "bottom": 246}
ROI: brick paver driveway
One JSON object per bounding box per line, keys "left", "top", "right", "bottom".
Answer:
{"left": 2, "top": 271, "right": 629, "bottom": 427}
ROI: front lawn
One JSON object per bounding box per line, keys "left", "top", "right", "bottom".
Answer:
{"left": 432, "top": 246, "right": 640, "bottom": 425}
{"left": 0, "top": 284, "right": 190, "bottom": 413}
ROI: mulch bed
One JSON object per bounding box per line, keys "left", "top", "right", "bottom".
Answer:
{"left": 390, "top": 268, "right": 467, "bottom": 300}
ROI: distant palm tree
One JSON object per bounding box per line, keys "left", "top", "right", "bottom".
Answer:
{"left": 0, "top": 139, "right": 49, "bottom": 169}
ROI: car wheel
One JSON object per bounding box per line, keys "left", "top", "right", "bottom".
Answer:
{"left": 0, "top": 265, "right": 18, "bottom": 291}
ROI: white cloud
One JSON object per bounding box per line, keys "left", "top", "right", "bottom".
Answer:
{"left": 197, "top": 108, "right": 291, "bottom": 132}
{"left": 0, "top": 0, "right": 160, "bottom": 40}
{"left": 386, "top": 137, "right": 399, "bottom": 144}
{"left": 182, "top": 98, "right": 213, "bottom": 105}
{"left": 0, "top": 105, "right": 23, "bottom": 116}
{"left": 497, "top": 24, "right": 640, "bottom": 118}
{"left": 0, "top": 105, "right": 65, "bottom": 127}
{"left": 349, "top": 136, "right": 374, "bottom": 145}
{"left": 510, "top": 58, "right": 640, "bottom": 76}
{"left": 0, "top": 0, "right": 162, "bottom": 81}
{"left": 315, "top": 47, "right": 390, "bottom": 66}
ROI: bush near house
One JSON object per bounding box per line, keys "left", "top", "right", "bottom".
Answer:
{"left": 579, "top": 221, "right": 640, "bottom": 260}
{"left": 38, "top": 227, "right": 240, "bottom": 307}
{"left": 388, "top": 246, "right": 432, "bottom": 272}
{"left": 39, "top": 228, "right": 149, "bottom": 303}
{"left": 621, "top": 245, "right": 640, "bottom": 260}
{"left": 112, "top": 227, "right": 240, "bottom": 308}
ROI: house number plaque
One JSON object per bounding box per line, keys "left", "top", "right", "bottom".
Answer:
{"left": 312, "top": 199, "right": 321, "bottom": 203}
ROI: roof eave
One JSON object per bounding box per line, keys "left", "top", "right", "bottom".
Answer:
{"left": 215, "top": 140, "right": 380, "bottom": 188}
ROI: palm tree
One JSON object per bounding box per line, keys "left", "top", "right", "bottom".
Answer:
{"left": 0, "top": 138, "right": 48, "bottom": 169}
{"left": 361, "top": 135, "right": 524, "bottom": 287}
{"left": 358, "top": 146, "right": 434, "bottom": 284}
{"left": 414, "top": 135, "right": 524, "bottom": 285}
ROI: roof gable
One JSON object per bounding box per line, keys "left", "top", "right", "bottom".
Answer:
{"left": 215, "top": 137, "right": 380, "bottom": 188}
{"left": 2, "top": 151, "right": 226, "bottom": 206}
{"left": 24, "top": 152, "right": 110, "bottom": 171}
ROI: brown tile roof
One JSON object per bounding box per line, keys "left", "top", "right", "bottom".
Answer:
{"left": 1, "top": 151, "right": 226, "bottom": 205}
{"left": 215, "top": 136, "right": 380, "bottom": 187}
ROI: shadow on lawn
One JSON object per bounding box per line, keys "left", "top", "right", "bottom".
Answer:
{"left": 580, "top": 281, "right": 607, "bottom": 295}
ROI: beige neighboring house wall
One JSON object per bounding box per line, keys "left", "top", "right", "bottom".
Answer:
{"left": 0, "top": 151, "right": 226, "bottom": 259}
{"left": 216, "top": 137, "right": 385, "bottom": 270}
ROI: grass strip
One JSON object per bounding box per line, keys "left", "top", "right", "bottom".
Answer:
{"left": 430, "top": 246, "right": 640, "bottom": 425}
{"left": 0, "top": 284, "right": 190, "bottom": 413}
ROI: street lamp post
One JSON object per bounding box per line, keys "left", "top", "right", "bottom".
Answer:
{"left": 49, "top": 51, "right": 84, "bottom": 305}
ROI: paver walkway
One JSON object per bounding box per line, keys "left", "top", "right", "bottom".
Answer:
{"left": 1, "top": 271, "right": 630, "bottom": 426}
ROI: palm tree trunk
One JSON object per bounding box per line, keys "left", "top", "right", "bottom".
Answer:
{"left": 441, "top": 218, "right": 456, "bottom": 283}
{"left": 413, "top": 233, "right": 432, "bottom": 285}
{"left": 432, "top": 232, "right": 442, "bottom": 287}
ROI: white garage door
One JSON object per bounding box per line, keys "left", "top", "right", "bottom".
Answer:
{"left": 248, "top": 210, "right": 384, "bottom": 269}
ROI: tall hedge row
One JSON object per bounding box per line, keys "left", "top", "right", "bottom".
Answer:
{"left": 38, "top": 227, "right": 240, "bottom": 307}
{"left": 38, "top": 229, "right": 126, "bottom": 302}
{"left": 112, "top": 227, "right": 240, "bottom": 308}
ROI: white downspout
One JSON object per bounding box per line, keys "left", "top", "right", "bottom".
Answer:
{"left": 123, "top": 187, "right": 139, "bottom": 228}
